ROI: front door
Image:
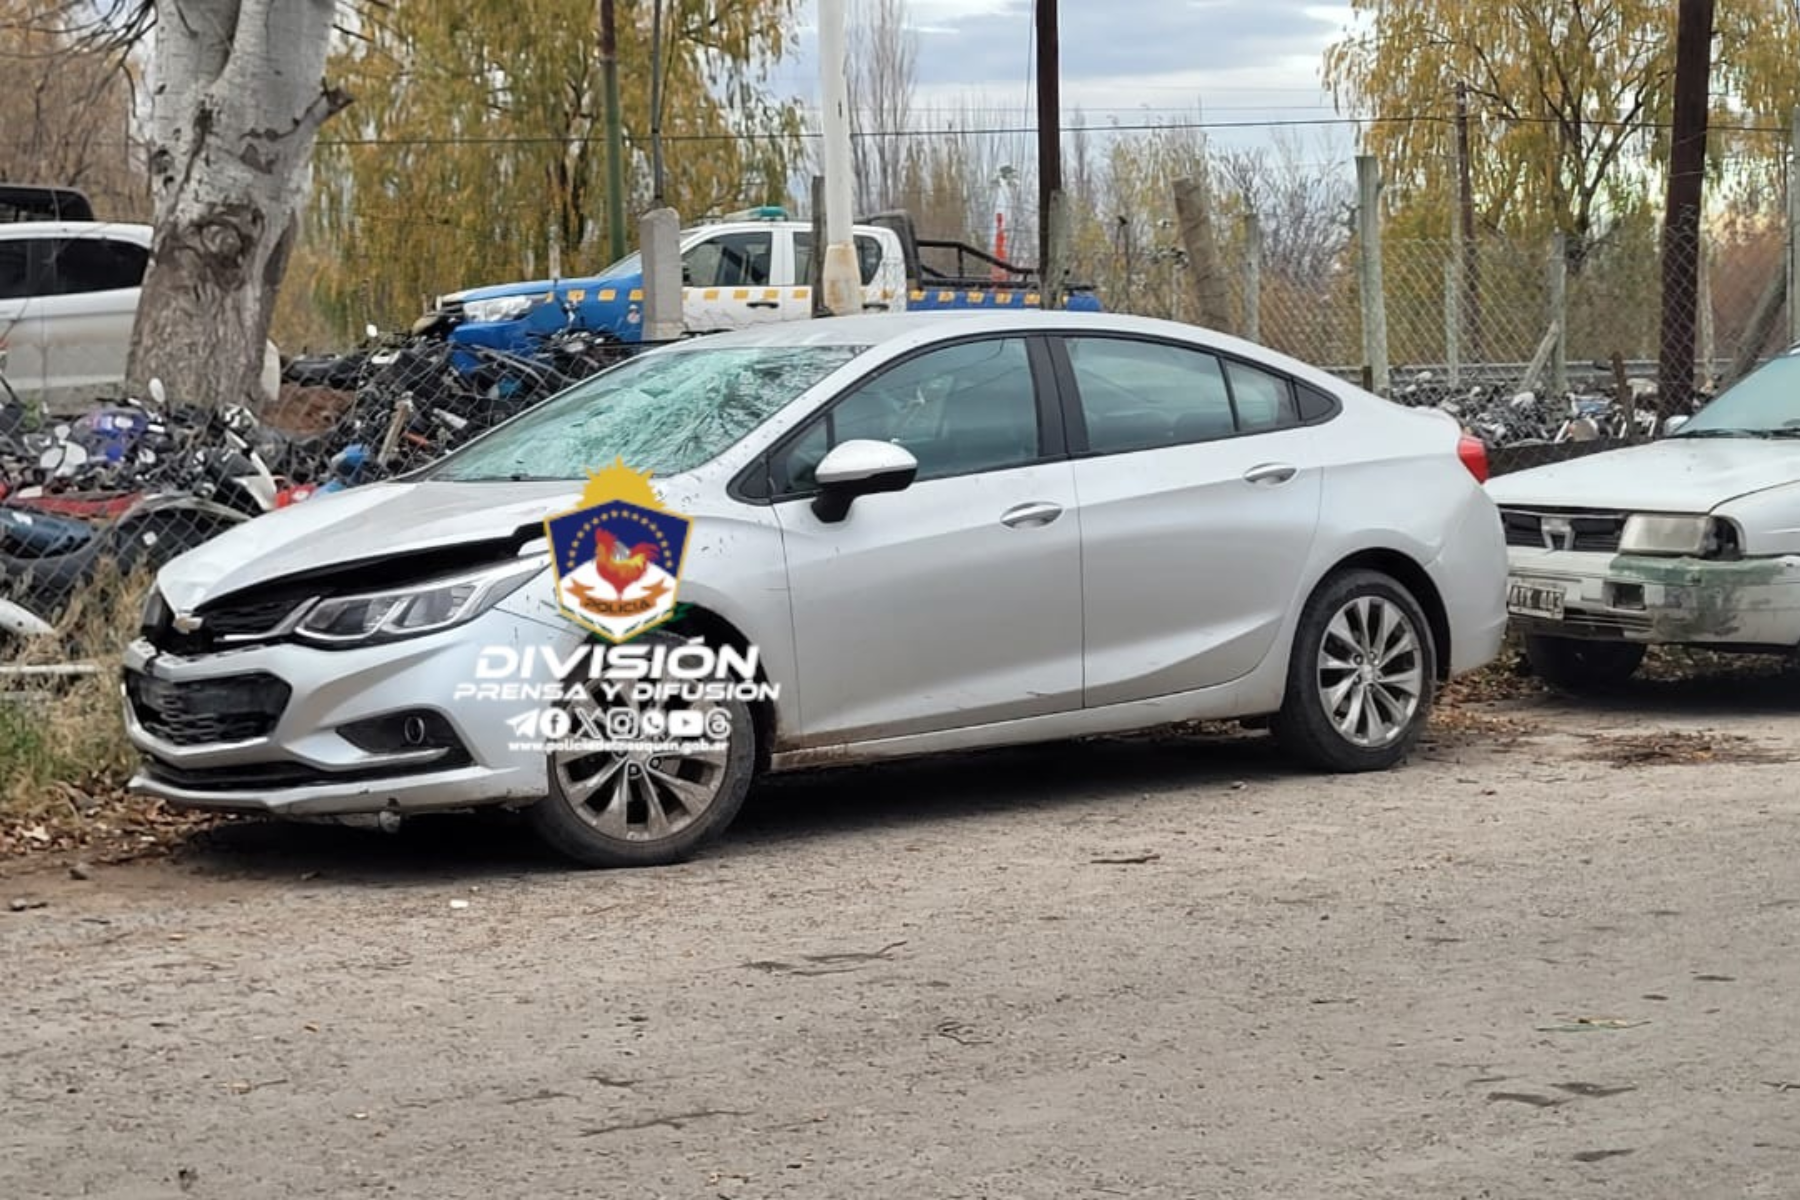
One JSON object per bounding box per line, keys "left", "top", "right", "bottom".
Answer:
{"left": 771, "top": 335, "right": 1082, "bottom": 744}
{"left": 1054, "top": 334, "right": 1324, "bottom": 707}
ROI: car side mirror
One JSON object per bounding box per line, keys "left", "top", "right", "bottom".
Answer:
{"left": 811, "top": 439, "right": 919, "bottom": 523}
{"left": 1663, "top": 414, "right": 1690, "bottom": 436}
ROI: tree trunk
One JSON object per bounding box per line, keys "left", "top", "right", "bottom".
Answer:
{"left": 129, "top": 0, "right": 348, "bottom": 409}
{"left": 1656, "top": 0, "right": 1713, "bottom": 420}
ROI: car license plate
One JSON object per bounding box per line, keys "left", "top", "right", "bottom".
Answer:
{"left": 1507, "top": 578, "right": 1566, "bottom": 620}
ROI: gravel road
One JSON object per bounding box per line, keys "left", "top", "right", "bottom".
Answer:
{"left": 4, "top": 679, "right": 1798, "bottom": 1200}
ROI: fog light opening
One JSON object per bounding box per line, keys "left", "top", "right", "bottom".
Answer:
{"left": 403, "top": 715, "right": 428, "bottom": 746}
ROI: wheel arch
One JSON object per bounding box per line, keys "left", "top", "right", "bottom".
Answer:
{"left": 1314, "top": 548, "right": 1451, "bottom": 681}
{"left": 663, "top": 603, "right": 776, "bottom": 775}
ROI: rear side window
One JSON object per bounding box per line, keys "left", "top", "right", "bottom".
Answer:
{"left": 1226, "top": 360, "right": 1298, "bottom": 431}
{"left": 794, "top": 232, "right": 886, "bottom": 286}
{"left": 1064, "top": 336, "right": 1236, "bottom": 453}
{"left": 1296, "top": 384, "right": 1339, "bottom": 422}
{"left": 0, "top": 239, "right": 31, "bottom": 299}
{"left": 46, "top": 238, "right": 147, "bottom": 294}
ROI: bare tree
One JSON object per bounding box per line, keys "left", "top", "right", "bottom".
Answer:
{"left": 1215, "top": 133, "right": 1352, "bottom": 287}
{"left": 0, "top": 9, "right": 148, "bottom": 218}
{"left": 847, "top": 0, "right": 916, "bottom": 214}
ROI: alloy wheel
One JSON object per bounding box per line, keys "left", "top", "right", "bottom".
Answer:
{"left": 1315, "top": 594, "right": 1425, "bottom": 748}
{"left": 550, "top": 683, "right": 732, "bottom": 842}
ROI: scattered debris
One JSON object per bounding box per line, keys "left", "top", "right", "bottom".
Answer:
{"left": 1554, "top": 1082, "right": 1637, "bottom": 1099}
{"left": 448, "top": 899, "right": 470, "bottom": 910}
{"left": 1583, "top": 730, "right": 1780, "bottom": 768}
{"left": 68, "top": 861, "right": 92, "bottom": 881}
{"left": 8, "top": 896, "right": 46, "bottom": 912}
{"left": 933, "top": 1018, "right": 993, "bottom": 1046}
{"left": 1571, "top": 1149, "right": 1635, "bottom": 1163}
{"left": 1487, "top": 1091, "right": 1565, "bottom": 1108}
{"left": 1536, "top": 1016, "right": 1649, "bottom": 1033}
{"left": 741, "top": 941, "right": 907, "bottom": 977}
{"left": 1090, "top": 852, "right": 1160, "bottom": 865}
{"left": 578, "top": 1109, "right": 747, "bottom": 1138}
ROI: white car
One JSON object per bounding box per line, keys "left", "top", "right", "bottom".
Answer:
{"left": 126, "top": 312, "right": 1507, "bottom": 867}
{"left": 1487, "top": 347, "right": 1800, "bottom": 689}
{"left": 0, "top": 221, "right": 279, "bottom": 413}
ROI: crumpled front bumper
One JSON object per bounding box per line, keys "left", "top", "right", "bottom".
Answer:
{"left": 123, "top": 603, "right": 581, "bottom": 816}
{"left": 1505, "top": 546, "right": 1800, "bottom": 647}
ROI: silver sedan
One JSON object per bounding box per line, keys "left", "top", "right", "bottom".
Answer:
{"left": 125, "top": 312, "right": 1507, "bottom": 867}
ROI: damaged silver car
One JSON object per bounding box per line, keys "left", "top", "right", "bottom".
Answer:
{"left": 125, "top": 312, "right": 1505, "bottom": 867}
{"left": 1488, "top": 345, "right": 1800, "bottom": 690}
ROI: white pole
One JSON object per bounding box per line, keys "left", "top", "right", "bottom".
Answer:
{"left": 818, "top": 0, "right": 861, "bottom": 316}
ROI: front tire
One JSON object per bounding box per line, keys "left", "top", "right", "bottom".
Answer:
{"left": 1523, "top": 634, "right": 1644, "bottom": 693}
{"left": 525, "top": 633, "right": 756, "bottom": 868}
{"left": 1273, "top": 568, "right": 1437, "bottom": 772}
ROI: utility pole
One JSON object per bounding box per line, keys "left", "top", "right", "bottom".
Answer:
{"left": 818, "top": 0, "right": 860, "bottom": 315}
{"left": 1454, "top": 81, "right": 1481, "bottom": 361}
{"left": 1657, "top": 0, "right": 1714, "bottom": 419}
{"left": 650, "top": 0, "right": 666, "bottom": 204}
{"left": 1035, "top": 0, "right": 1061, "bottom": 308}
{"left": 598, "top": 0, "right": 628, "bottom": 263}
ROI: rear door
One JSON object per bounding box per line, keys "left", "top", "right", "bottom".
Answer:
{"left": 787, "top": 231, "right": 899, "bottom": 320}
{"left": 680, "top": 227, "right": 783, "bottom": 331}
{"left": 1053, "top": 333, "right": 1324, "bottom": 706}
{"left": 38, "top": 232, "right": 147, "bottom": 406}
{"left": 0, "top": 236, "right": 49, "bottom": 400}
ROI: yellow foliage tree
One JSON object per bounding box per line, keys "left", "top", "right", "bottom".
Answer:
{"left": 305, "top": 0, "right": 802, "bottom": 336}
{"left": 1324, "top": 0, "right": 1800, "bottom": 254}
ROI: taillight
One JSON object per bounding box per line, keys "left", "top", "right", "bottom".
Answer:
{"left": 1457, "top": 433, "right": 1489, "bottom": 483}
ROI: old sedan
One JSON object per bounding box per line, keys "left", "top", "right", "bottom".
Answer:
{"left": 125, "top": 311, "right": 1506, "bottom": 867}
{"left": 1487, "top": 347, "right": 1800, "bottom": 691}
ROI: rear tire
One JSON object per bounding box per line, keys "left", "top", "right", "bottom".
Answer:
{"left": 1523, "top": 634, "right": 1644, "bottom": 694}
{"left": 1273, "top": 568, "right": 1438, "bottom": 772}
{"left": 525, "top": 632, "right": 756, "bottom": 868}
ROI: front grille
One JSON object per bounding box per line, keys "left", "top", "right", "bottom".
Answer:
{"left": 1501, "top": 508, "right": 1626, "bottom": 553}
{"left": 142, "top": 591, "right": 314, "bottom": 654}
{"left": 142, "top": 751, "right": 470, "bottom": 793}
{"left": 126, "top": 671, "right": 290, "bottom": 746}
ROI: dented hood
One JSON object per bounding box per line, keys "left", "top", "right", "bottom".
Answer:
{"left": 155, "top": 479, "right": 588, "bottom": 613}
{"left": 1485, "top": 438, "right": 1800, "bottom": 514}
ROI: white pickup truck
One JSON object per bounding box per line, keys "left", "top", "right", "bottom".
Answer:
{"left": 0, "top": 187, "right": 279, "bottom": 414}
{"left": 435, "top": 208, "right": 1101, "bottom": 360}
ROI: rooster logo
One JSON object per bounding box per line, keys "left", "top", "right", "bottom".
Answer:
{"left": 544, "top": 459, "right": 692, "bottom": 642}
{"left": 592, "top": 529, "right": 661, "bottom": 595}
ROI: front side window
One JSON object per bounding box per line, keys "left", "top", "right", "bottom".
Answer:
{"left": 46, "top": 237, "right": 147, "bottom": 294}
{"left": 1064, "top": 337, "right": 1236, "bottom": 453}
{"left": 775, "top": 337, "right": 1041, "bottom": 491}
{"left": 683, "top": 232, "right": 772, "bottom": 288}
{"left": 426, "top": 345, "right": 864, "bottom": 482}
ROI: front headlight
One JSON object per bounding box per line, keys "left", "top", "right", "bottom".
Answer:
{"left": 294, "top": 557, "right": 545, "bottom": 647}
{"left": 462, "top": 295, "right": 536, "bottom": 324}
{"left": 1619, "top": 514, "right": 1741, "bottom": 559}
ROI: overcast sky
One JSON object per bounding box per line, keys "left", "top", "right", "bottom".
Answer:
{"left": 768, "top": 0, "right": 1360, "bottom": 160}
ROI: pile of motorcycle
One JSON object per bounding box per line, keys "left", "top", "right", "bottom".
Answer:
{"left": 0, "top": 318, "right": 624, "bottom": 648}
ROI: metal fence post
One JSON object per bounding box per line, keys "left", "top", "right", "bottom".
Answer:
{"left": 1445, "top": 257, "right": 1462, "bottom": 388}
{"left": 1242, "top": 210, "right": 1262, "bottom": 344}
{"left": 1788, "top": 107, "right": 1800, "bottom": 348}
{"left": 1549, "top": 232, "right": 1567, "bottom": 398}
{"left": 1697, "top": 237, "right": 1715, "bottom": 388}
{"left": 1355, "top": 156, "right": 1389, "bottom": 395}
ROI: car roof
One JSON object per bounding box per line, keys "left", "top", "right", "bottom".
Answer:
{"left": 0, "top": 221, "right": 153, "bottom": 242}
{"left": 666, "top": 310, "right": 1365, "bottom": 399}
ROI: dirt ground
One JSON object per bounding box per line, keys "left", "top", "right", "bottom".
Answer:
{"left": 3, "top": 676, "right": 1799, "bottom": 1200}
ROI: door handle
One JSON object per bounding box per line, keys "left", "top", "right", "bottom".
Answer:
{"left": 1000, "top": 501, "right": 1063, "bottom": 528}
{"left": 1243, "top": 462, "right": 1297, "bottom": 486}
{"left": 746, "top": 300, "right": 780, "bottom": 310}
